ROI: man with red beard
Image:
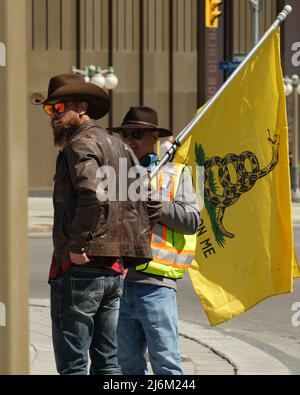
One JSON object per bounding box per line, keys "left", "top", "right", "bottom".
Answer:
{"left": 30, "top": 73, "right": 161, "bottom": 375}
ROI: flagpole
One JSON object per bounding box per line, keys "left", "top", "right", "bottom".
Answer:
{"left": 151, "top": 5, "right": 292, "bottom": 179}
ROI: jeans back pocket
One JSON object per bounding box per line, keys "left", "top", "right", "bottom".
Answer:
{"left": 71, "top": 277, "right": 104, "bottom": 314}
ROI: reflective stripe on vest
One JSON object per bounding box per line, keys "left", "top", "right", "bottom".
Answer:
{"left": 136, "top": 162, "right": 197, "bottom": 279}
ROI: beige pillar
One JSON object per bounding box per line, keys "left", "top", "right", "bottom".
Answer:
{"left": 0, "top": 0, "right": 29, "bottom": 374}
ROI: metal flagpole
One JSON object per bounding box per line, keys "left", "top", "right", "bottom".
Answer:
{"left": 151, "top": 5, "right": 293, "bottom": 179}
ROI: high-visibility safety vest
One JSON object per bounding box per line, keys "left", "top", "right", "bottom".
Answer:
{"left": 136, "top": 162, "right": 197, "bottom": 279}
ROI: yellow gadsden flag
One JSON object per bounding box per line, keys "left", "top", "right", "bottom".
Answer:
{"left": 174, "top": 29, "right": 300, "bottom": 326}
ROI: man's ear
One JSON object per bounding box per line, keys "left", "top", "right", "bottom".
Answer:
{"left": 78, "top": 102, "right": 88, "bottom": 115}
{"left": 153, "top": 131, "right": 159, "bottom": 144}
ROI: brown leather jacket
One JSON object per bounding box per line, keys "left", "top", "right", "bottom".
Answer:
{"left": 52, "top": 120, "right": 162, "bottom": 266}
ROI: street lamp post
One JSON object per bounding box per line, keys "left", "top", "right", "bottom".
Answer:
{"left": 284, "top": 74, "right": 300, "bottom": 203}
{"left": 248, "top": 0, "right": 262, "bottom": 46}
{"left": 70, "top": 65, "right": 119, "bottom": 90}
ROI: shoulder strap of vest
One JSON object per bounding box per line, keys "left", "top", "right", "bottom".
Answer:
{"left": 151, "top": 162, "right": 186, "bottom": 201}
{"left": 170, "top": 163, "right": 186, "bottom": 197}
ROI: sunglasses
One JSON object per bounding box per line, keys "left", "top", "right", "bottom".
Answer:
{"left": 43, "top": 100, "right": 82, "bottom": 116}
{"left": 43, "top": 102, "right": 67, "bottom": 116}
{"left": 121, "top": 130, "right": 145, "bottom": 140}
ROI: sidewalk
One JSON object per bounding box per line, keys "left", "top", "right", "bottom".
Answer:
{"left": 29, "top": 299, "right": 235, "bottom": 375}
{"left": 29, "top": 298, "right": 294, "bottom": 375}
{"left": 28, "top": 197, "right": 53, "bottom": 235}
{"left": 28, "top": 198, "right": 300, "bottom": 375}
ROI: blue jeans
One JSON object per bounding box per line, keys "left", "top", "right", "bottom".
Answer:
{"left": 50, "top": 268, "right": 123, "bottom": 375}
{"left": 117, "top": 282, "right": 183, "bottom": 375}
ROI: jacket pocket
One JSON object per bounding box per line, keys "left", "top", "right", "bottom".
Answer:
{"left": 90, "top": 203, "right": 110, "bottom": 240}
{"left": 53, "top": 167, "right": 75, "bottom": 203}
{"left": 53, "top": 204, "right": 70, "bottom": 250}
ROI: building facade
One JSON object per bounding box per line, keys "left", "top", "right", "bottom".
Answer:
{"left": 28, "top": 0, "right": 299, "bottom": 190}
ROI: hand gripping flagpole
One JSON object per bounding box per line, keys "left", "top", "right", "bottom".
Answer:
{"left": 150, "top": 5, "right": 292, "bottom": 179}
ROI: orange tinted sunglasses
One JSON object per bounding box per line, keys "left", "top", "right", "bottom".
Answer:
{"left": 43, "top": 102, "right": 66, "bottom": 116}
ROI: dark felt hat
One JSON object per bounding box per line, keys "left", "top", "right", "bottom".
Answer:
{"left": 108, "top": 106, "right": 173, "bottom": 137}
{"left": 30, "top": 73, "right": 110, "bottom": 120}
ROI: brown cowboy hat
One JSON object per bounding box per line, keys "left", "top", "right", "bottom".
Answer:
{"left": 108, "top": 106, "right": 173, "bottom": 138}
{"left": 30, "top": 73, "right": 110, "bottom": 120}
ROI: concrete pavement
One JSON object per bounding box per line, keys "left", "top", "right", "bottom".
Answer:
{"left": 29, "top": 299, "right": 235, "bottom": 375}
{"left": 28, "top": 198, "right": 300, "bottom": 375}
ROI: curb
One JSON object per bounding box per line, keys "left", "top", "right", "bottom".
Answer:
{"left": 179, "top": 330, "right": 238, "bottom": 375}
{"left": 179, "top": 321, "right": 291, "bottom": 375}
{"left": 28, "top": 232, "right": 52, "bottom": 238}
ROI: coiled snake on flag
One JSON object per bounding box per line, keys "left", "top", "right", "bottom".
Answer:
{"left": 204, "top": 131, "right": 280, "bottom": 239}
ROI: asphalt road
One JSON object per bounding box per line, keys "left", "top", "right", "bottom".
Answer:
{"left": 178, "top": 225, "right": 300, "bottom": 339}
{"left": 29, "top": 235, "right": 52, "bottom": 300}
